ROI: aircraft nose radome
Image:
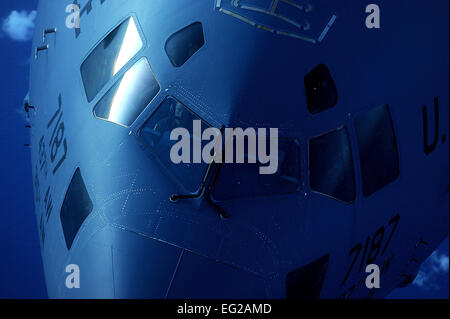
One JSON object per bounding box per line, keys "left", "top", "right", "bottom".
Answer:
{"left": 110, "top": 233, "right": 268, "bottom": 299}
{"left": 62, "top": 225, "right": 267, "bottom": 299}
{"left": 165, "top": 250, "right": 267, "bottom": 298}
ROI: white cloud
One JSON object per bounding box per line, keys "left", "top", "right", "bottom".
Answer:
{"left": 412, "top": 271, "right": 428, "bottom": 288}
{"left": 437, "top": 254, "right": 449, "bottom": 272}
{"left": 413, "top": 252, "right": 449, "bottom": 290}
{"left": 2, "top": 10, "right": 37, "bottom": 42}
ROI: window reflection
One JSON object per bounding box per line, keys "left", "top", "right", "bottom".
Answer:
{"left": 309, "top": 126, "right": 355, "bottom": 203}
{"left": 211, "top": 139, "right": 301, "bottom": 201}
{"left": 94, "top": 57, "right": 160, "bottom": 127}
{"left": 355, "top": 105, "right": 399, "bottom": 197}
{"left": 139, "top": 97, "right": 211, "bottom": 193}
{"left": 81, "top": 17, "right": 143, "bottom": 102}
{"left": 165, "top": 22, "right": 205, "bottom": 67}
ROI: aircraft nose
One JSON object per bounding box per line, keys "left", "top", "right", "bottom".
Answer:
{"left": 110, "top": 231, "right": 268, "bottom": 298}
{"left": 72, "top": 225, "right": 268, "bottom": 299}
{"left": 164, "top": 250, "right": 267, "bottom": 298}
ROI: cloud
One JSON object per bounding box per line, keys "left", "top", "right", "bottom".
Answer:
{"left": 413, "top": 252, "right": 449, "bottom": 290}
{"left": 412, "top": 271, "right": 428, "bottom": 288}
{"left": 2, "top": 10, "right": 37, "bottom": 42}
{"left": 436, "top": 254, "right": 449, "bottom": 272}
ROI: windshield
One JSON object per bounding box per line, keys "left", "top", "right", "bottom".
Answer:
{"left": 211, "top": 139, "right": 301, "bottom": 201}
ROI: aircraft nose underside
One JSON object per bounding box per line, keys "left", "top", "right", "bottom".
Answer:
{"left": 62, "top": 224, "right": 269, "bottom": 299}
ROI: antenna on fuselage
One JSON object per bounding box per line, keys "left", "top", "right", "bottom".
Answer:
{"left": 42, "top": 28, "right": 57, "bottom": 42}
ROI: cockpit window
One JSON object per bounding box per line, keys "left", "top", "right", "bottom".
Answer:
{"left": 93, "top": 57, "right": 160, "bottom": 127}
{"left": 165, "top": 22, "right": 205, "bottom": 67}
{"left": 81, "top": 17, "right": 143, "bottom": 102}
{"left": 60, "top": 168, "right": 93, "bottom": 250}
{"left": 354, "top": 104, "right": 399, "bottom": 197}
{"left": 309, "top": 126, "right": 355, "bottom": 203}
{"left": 304, "top": 64, "right": 338, "bottom": 114}
{"left": 139, "top": 96, "right": 212, "bottom": 193}
{"left": 211, "top": 139, "right": 301, "bottom": 201}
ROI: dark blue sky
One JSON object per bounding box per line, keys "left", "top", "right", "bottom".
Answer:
{"left": 0, "top": 1, "right": 447, "bottom": 299}
{"left": 0, "top": 0, "right": 47, "bottom": 298}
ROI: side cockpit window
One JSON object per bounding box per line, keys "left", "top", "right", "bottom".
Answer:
{"left": 212, "top": 139, "right": 301, "bottom": 201}
{"left": 60, "top": 168, "right": 93, "bottom": 250}
{"left": 354, "top": 104, "right": 399, "bottom": 197}
{"left": 93, "top": 57, "right": 160, "bottom": 127}
{"left": 304, "top": 64, "right": 338, "bottom": 114}
{"left": 309, "top": 126, "right": 355, "bottom": 203}
{"left": 165, "top": 22, "right": 205, "bottom": 67}
{"left": 139, "top": 96, "right": 211, "bottom": 193}
{"left": 81, "top": 17, "right": 143, "bottom": 102}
